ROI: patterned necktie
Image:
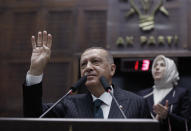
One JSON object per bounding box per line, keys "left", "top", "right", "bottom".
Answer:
{"left": 93, "top": 99, "right": 104, "bottom": 118}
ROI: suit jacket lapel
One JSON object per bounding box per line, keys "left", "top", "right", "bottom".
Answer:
{"left": 108, "top": 99, "right": 123, "bottom": 118}
{"left": 77, "top": 93, "right": 94, "bottom": 118}
{"left": 141, "top": 88, "right": 155, "bottom": 115}
{"left": 146, "top": 94, "right": 155, "bottom": 116}
{"left": 108, "top": 87, "right": 130, "bottom": 118}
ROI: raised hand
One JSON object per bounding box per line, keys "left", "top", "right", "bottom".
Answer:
{"left": 153, "top": 100, "right": 169, "bottom": 120}
{"left": 28, "top": 31, "right": 52, "bottom": 75}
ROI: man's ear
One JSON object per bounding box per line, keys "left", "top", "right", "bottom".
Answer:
{"left": 110, "top": 64, "right": 116, "bottom": 76}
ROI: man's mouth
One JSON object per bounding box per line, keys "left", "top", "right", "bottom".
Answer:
{"left": 85, "top": 74, "right": 97, "bottom": 80}
{"left": 87, "top": 74, "right": 96, "bottom": 77}
{"left": 84, "top": 72, "right": 96, "bottom": 76}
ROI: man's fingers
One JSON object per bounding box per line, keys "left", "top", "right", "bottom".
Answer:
{"left": 33, "top": 31, "right": 51, "bottom": 48}
{"left": 43, "top": 31, "right": 47, "bottom": 46}
{"left": 37, "top": 31, "right": 42, "bottom": 47}
{"left": 31, "top": 36, "right": 36, "bottom": 49}
{"left": 47, "top": 34, "right": 52, "bottom": 49}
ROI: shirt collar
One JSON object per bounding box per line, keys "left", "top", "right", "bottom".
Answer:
{"left": 92, "top": 86, "right": 113, "bottom": 106}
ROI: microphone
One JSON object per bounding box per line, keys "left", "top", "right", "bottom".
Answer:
{"left": 39, "top": 75, "right": 87, "bottom": 118}
{"left": 99, "top": 76, "right": 127, "bottom": 119}
{"left": 71, "top": 75, "right": 87, "bottom": 92}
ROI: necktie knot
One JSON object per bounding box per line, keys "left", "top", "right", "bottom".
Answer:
{"left": 93, "top": 99, "right": 104, "bottom": 118}
{"left": 94, "top": 99, "right": 103, "bottom": 109}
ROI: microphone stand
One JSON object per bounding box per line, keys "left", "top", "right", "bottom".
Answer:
{"left": 100, "top": 76, "right": 127, "bottom": 119}
{"left": 107, "top": 88, "right": 127, "bottom": 119}
{"left": 39, "top": 89, "right": 72, "bottom": 118}
{"left": 39, "top": 75, "right": 87, "bottom": 118}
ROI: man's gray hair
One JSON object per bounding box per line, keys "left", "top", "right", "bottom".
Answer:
{"left": 81, "top": 47, "right": 114, "bottom": 64}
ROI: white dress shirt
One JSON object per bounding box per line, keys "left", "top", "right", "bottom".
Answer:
{"left": 92, "top": 87, "right": 113, "bottom": 119}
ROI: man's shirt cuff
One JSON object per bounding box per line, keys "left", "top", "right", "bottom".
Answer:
{"left": 26, "top": 72, "right": 43, "bottom": 86}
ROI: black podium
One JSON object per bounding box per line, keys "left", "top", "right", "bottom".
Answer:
{"left": 0, "top": 118, "right": 160, "bottom": 131}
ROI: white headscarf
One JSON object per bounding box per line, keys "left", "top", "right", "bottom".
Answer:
{"left": 152, "top": 55, "right": 180, "bottom": 104}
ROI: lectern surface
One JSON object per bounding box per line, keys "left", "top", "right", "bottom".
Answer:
{"left": 0, "top": 118, "right": 160, "bottom": 131}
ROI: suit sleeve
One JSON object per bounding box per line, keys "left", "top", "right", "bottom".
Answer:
{"left": 140, "top": 98, "right": 152, "bottom": 118}
{"left": 23, "top": 82, "right": 44, "bottom": 117}
{"left": 23, "top": 82, "right": 72, "bottom": 118}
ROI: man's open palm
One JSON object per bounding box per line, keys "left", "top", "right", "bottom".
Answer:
{"left": 29, "top": 31, "right": 52, "bottom": 75}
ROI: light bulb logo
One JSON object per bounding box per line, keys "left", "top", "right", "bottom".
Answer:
{"left": 126, "top": 0, "right": 169, "bottom": 31}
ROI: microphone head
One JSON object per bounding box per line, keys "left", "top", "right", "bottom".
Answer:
{"left": 99, "top": 76, "right": 111, "bottom": 92}
{"left": 71, "top": 75, "right": 87, "bottom": 92}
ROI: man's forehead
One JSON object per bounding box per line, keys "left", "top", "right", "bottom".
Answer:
{"left": 81, "top": 49, "right": 106, "bottom": 59}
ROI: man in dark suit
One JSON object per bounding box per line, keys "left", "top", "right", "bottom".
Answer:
{"left": 23, "top": 31, "right": 150, "bottom": 118}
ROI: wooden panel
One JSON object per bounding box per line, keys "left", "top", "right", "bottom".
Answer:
{"left": 5, "top": 0, "right": 41, "bottom": 8}
{"left": 77, "top": 0, "right": 108, "bottom": 8}
{"left": 46, "top": 10, "right": 75, "bottom": 53}
{"left": 76, "top": 10, "right": 107, "bottom": 52}
{"left": 0, "top": 12, "right": 4, "bottom": 52}
{"left": 0, "top": 1, "right": 79, "bottom": 117}
{"left": 10, "top": 11, "right": 37, "bottom": 54}
{"left": 84, "top": 10, "right": 107, "bottom": 47}
{"left": 0, "top": 0, "right": 6, "bottom": 6}
{"left": 0, "top": 58, "right": 76, "bottom": 117}
{"left": 0, "top": 64, "right": 7, "bottom": 116}
{"left": 43, "top": 61, "right": 73, "bottom": 102}
{"left": 0, "top": 10, "right": 10, "bottom": 56}
{"left": 0, "top": 63, "right": 28, "bottom": 117}
{"left": 44, "top": 0, "right": 77, "bottom": 8}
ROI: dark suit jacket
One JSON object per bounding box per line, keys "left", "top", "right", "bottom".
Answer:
{"left": 138, "top": 87, "right": 191, "bottom": 131}
{"left": 23, "top": 82, "right": 150, "bottom": 119}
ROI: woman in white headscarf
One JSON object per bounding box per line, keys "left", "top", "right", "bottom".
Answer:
{"left": 138, "top": 55, "right": 191, "bottom": 131}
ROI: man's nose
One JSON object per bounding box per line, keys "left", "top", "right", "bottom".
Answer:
{"left": 85, "top": 62, "right": 93, "bottom": 71}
